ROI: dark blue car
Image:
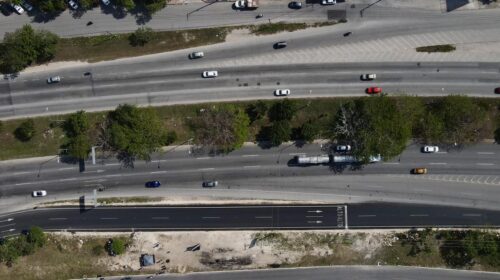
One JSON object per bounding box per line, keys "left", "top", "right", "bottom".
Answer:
{"left": 145, "top": 181, "right": 161, "bottom": 188}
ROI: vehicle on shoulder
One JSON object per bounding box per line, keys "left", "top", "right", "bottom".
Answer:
{"left": 321, "top": 0, "right": 336, "bottom": 5}
{"left": 202, "top": 70, "right": 218, "bottom": 78}
{"left": 361, "top": 74, "right": 376, "bottom": 81}
{"left": 273, "top": 41, "right": 287, "bottom": 49}
{"left": 20, "top": 0, "right": 33, "bottom": 12}
{"left": 32, "top": 190, "right": 47, "bottom": 197}
{"left": 366, "top": 87, "right": 382, "bottom": 94}
{"left": 68, "top": 0, "right": 78, "bottom": 9}
{"left": 412, "top": 167, "right": 427, "bottom": 175}
{"left": 288, "top": 1, "right": 302, "bottom": 9}
{"left": 422, "top": 145, "right": 439, "bottom": 153}
{"left": 495, "top": 87, "right": 500, "bottom": 94}
{"left": 145, "top": 181, "right": 161, "bottom": 188}
{"left": 47, "top": 76, "right": 61, "bottom": 84}
{"left": 335, "top": 145, "right": 351, "bottom": 152}
{"left": 189, "top": 51, "right": 204, "bottom": 59}
{"left": 274, "top": 89, "right": 290, "bottom": 96}
{"left": 202, "top": 181, "right": 218, "bottom": 188}
{"left": 10, "top": 3, "right": 24, "bottom": 14}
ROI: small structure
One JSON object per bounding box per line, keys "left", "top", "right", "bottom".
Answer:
{"left": 140, "top": 254, "right": 156, "bottom": 267}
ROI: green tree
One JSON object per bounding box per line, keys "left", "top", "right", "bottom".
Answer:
{"left": 165, "top": 131, "right": 177, "bottom": 146}
{"left": 115, "top": 0, "right": 135, "bottom": 10}
{"left": 0, "top": 25, "right": 59, "bottom": 73}
{"left": 129, "top": 27, "right": 154, "bottom": 47}
{"left": 299, "top": 121, "right": 319, "bottom": 143}
{"left": 246, "top": 100, "right": 268, "bottom": 123}
{"left": 433, "top": 95, "right": 487, "bottom": 147}
{"left": 14, "top": 119, "right": 36, "bottom": 142}
{"left": 143, "top": 0, "right": 166, "bottom": 14}
{"left": 64, "top": 111, "right": 91, "bottom": 160}
{"left": 111, "top": 239, "right": 126, "bottom": 255}
{"left": 414, "top": 112, "right": 444, "bottom": 144}
{"left": 107, "top": 104, "right": 165, "bottom": 164}
{"left": 268, "top": 99, "right": 297, "bottom": 122}
{"left": 32, "top": 0, "right": 66, "bottom": 13}
{"left": 192, "top": 105, "right": 250, "bottom": 153}
{"left": 79, "top": 0, "right": 94, "bottom": 9}
{"left": 269, "top": 120, "right": 291, "bottom": 146}
{"left": 27, "top": 226, "right": 46, "bottom": 248}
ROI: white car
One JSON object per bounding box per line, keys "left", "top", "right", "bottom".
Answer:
{"left": 202, "top": 71, "right": 218, "bottom": 78}
{"left": 234, "top": 0, "right": 246, "bottom": 8}
{"left": 335, "top": 145, "right": 351, "bottom": 152}
{"left": 422, "top": 146, "right": 439, "bottom": 153}
{"left": 68, "top": 0, "right": 79, "bottom": 9}
{"left": 32, "top": 190, "right": 47, "bottom": 197}
{"left": 101, "top": 0, "right": 111, "bottom": 5}
{"left": 11, "top": 3, "right": 25, "bottom": 14}
{"left": 189, "top": 51, "right": 204, "bottom": 59}
{"left": 274, "top": 89, "right": 290, "bottom": 96}
{"left": 361, "top": 74, "right": 376, "bottom": 81}
{"left": 321, "top": 0, "right": 336, "bottom": 5}
{"left": 47, "top": 76, "right": 61, "bottom": 84}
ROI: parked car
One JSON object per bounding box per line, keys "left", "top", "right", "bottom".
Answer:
{"left": 189, "top": 51, "right": 204, "bottom": 59}
{"left": 202, "top": 71, "right": 218, "bottom": 78}
{"left": 288, "top": 1, "right": 302, "bottom": 9}
{"left": 101, "top": 0, "right": 111, "bottom": 5}
{"left": 20, "top": 0, "right": 33, "bottom": 12}
{"left": 422, "top": 146, "right": 439, "bottom": 153}
{"left": 32, "top": 190, "right": 47, "bottom": 197}
{"left": 335, "top": 145, "right": 351, "bottom": 152}
{"left": 412, "top": 167, "right": 427, "bottom": 175}
{"left": 273, "top": 41, "right": 287, "bottom": 49}
{"left": 361, "top": 74, "right": 376, "bottom": 81}
{"left": 145, "top": 181, "right": 161, "bottom": 188}
{"left": 10, "top": 3, "right": 24, "bottom": 14}
{"left": 495, "top": 87, "right": 500, "bottom": 94}
{"left": 47, "top": 76, "right": 61, "bottom": 84}
{"left": 321, "top": 0, "right": 336, "bottom": 5}
{"left": 68, "top": 0, "right": 79, "bottom": 10}
{"left": 343, "top": 32, "right": 352, "bottom": 37}
{"left": 274, "top": 89, "right": 290, "bottom": 96}
{"left": 366, "top": 87, "right": 382, "bottom": 94}
{"left": 202, "top": 181, "right": 218, "bottom": 188}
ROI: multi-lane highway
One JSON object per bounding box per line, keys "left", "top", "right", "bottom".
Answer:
{"left": 1, "top": 142, "right": 499, "bottom": 213}
{"left": 3, "top": 202, "right": 500, "bottom": 237}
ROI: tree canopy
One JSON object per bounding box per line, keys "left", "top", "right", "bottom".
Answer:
{"left": 63, "top": 111, "right": 91, "bottom": 160}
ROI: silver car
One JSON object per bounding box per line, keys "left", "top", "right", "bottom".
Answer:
{"left": 189, "top": 51, "right": 204, "bottom": 59}
{"left": 202, "top": 71, "right": 218, "bottom": 78}
{"left": 47, "top": 76, "right": 61, "bottom": 84}
{"left": 422, "top": 146, "right": 439, "bottom": 153}
{"left": 274, "top": 89, "right": 290, "bottom": 96}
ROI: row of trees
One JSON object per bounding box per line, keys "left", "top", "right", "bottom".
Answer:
{"left": 0, "top": 227, "right": 46, "bottom": 266}
{"left": 0, "top": 25, "right": 59, "bottom": 73}
{"left": 21, "top": 0, "right": 165, "bottom": 14}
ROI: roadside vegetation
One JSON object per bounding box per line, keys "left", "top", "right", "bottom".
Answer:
{"left": 416, "top": 44, "right": 456, "bottom": 53}
{"left": 0, "top": 96, "right": 498, "bottom": 162}
{"left": 0, "top": 226, "right": 47, "bottom": 266}
{"left": 250, "top": 21, "right": 336, "bottom": 35}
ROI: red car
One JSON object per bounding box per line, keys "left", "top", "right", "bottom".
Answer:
{"left": 495, "top": 87, "right": 500, "bottom": 94}
{"left": 366, "top": 87, "right": 382, "bottom": 94}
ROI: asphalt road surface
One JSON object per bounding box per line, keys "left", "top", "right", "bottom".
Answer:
{"left": 2, "top": 3, "right": 500, "bottom": 119}
{"left": 1, "top": 142, "right": 500, "bottom": 213}
{"left": 78, "top": 266, "right": 500, "bottom": 280}
{"left": 3, "top": 202, "right": 500, "bottom": 237}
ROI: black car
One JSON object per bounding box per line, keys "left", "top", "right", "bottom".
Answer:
{"left": 202, "top": 181, "right": 218, "bottom": 188}
{"left": 343, "top": 32, "right": 352, "bottom": 37}
{"left": 145, "top": 180, "right": 161, "bottom": 188}
{"left": 273, "top": 41, "right": 287, "bottom": 49}
{"left": 289, "top": 1, "right": 302, "bottom": 9}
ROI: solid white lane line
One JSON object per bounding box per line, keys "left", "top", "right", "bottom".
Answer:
{"left": 242, "top": 154, "right": 259, "bottom": 157}
{"left": 429, "top": 162, "right": 447, "bottom": 165}
{"left": 463, "top": 214, "right": 482, "bottom": 217}
{"left": 199, "top": 168, "right": 215, "bottom": 171}
{"left": 105, "top": 174, "right": 122, "bottom": 178}
{"left": 410, "top": 214, "right": 429, "bottom": 217}
{"left": 105, "top": 163, "right": 121, "bottom": 166}
{"left": 13, "top": 171, "right": 31, "bottom": 175}
{"left": 477, "top": 152, "right": 495, "bottom": 155}
{"left": 476, "top": 163, "right": 494, "bottom": 166}
{"left": 100, "top": 217, "right": 118, "bottom": 220}
{"left": 289, "top": 153, "right": 306, "bottom": 156}
{"left": 255, "top": 216, "right": 272, "bottom": 219}
{"left": 15, "top": 182, "right": 35, "bottom": 186}
{"left": 196, "top": 157, "right": 210, "bottom": 160}
{"left": 58, "top": 167, "right": 74, "bottom": 171}
{"left": 243, "top": 165, "right": 260, "bottom": 168}
{"left": 0, "top": 223, "right": 16, "bottom": 228}
{"left": 202, "top": 216, "right": 220, "bottom": 219}
{"left": 59, "top": 178, "right": 77, "bottom": 181}
{"left": 382, "top": 162, "right": 400, "bottom": 165}
{"left": 152, "top": 217, "right": 169, "bottom": 220}
{"left": 150, "top": 171, "right": 167, "bottom": 174}
{"left": 358, "top": 215, "right": 376, "bottom": 218}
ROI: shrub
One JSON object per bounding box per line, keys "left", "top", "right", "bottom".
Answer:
{"left": 14, "top": 119, "right": 36, "bottom": 141}
{"left": 27, "top": 226, "right": 46, "bottom": 248}
{"left": 416, "top": 44, "right": 456, "bottom": 53}
{"left": 129, "top": 27, "right": 154, "bottom": 47}
{"left": 111, "top": 239, "right": 126, "bottom": 255}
